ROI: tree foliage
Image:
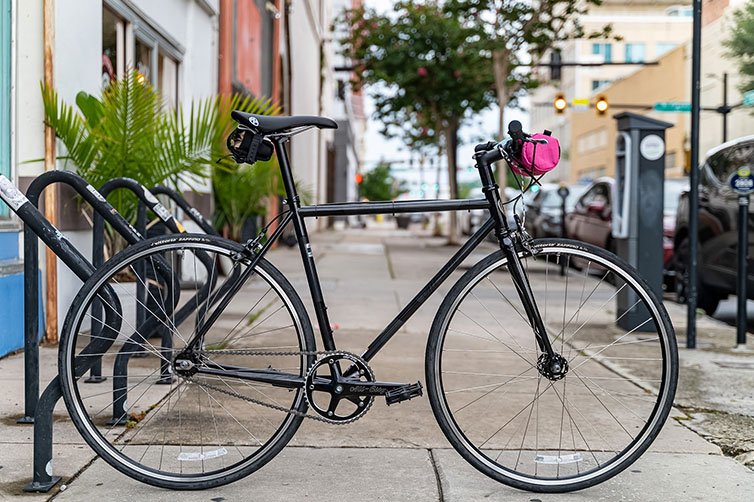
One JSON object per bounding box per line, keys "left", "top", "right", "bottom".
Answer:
{"left": 446, "top": 0, "right": 612, "bottom": 134}
{"left": 359, "top": 163, "right": 407, "bottom": 202}
{"left": 340, "top": 1, "right": 495, "bottom": 241}
{"left": 725, "top": 1, "right": 754, "bottom": 94}
{"left": 41, "top": 69, "right": 278, "bottom": 221}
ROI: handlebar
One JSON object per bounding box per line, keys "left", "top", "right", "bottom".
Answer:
{"left": 474, "top": 120, "right": 531, "bottom": 165}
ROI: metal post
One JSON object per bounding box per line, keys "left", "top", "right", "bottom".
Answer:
{"left": 18, "top": 224, "right": 40, "bottom": 423}
{"left": 687, "top": 0, "right": 702, "bottom": 349}
{"left": 723, "top": 72, "right": 728, "bottom": 143}
{"left": 737, "top": 194, "right": 749, "bottom": 347}
{"left": 558, "top": 186, "right": 569, "bottom": 276}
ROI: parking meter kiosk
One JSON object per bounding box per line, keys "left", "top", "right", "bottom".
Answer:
{"left": 613, "top": 112, "right": 672, "bottom": 331}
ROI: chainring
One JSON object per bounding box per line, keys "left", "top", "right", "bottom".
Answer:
{"left": 304, "top": 351, "right": 375, "bottom": 424}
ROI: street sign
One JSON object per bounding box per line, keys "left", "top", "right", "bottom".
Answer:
{"left": 729, "top": 167, "right": 754, "bottom": 195}
{"left": 653, "top": 102, "right": 691, "bottom": 112}
{"left": 744, "top": 89, "right": 754, "bottom": 106}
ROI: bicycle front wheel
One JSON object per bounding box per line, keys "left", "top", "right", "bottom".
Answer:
{"left": 59, "top": 234, "right": 315, "bottom": 489}
{"left": 426, "top": 239, "right": 677, "bottom": 492}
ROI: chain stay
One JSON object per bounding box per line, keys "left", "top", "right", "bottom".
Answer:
{"left": 186, "top": 349, "right": 371, "bottom": 425}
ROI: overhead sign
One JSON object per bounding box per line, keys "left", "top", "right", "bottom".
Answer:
{"left": 744, "top": 89, "right": 754, "bottom": 107}
{"left": 653, "top": 102, "right": 691, "bottom": 112}
{"left": 729, "top": 167, "right": 754, "bottom": 195}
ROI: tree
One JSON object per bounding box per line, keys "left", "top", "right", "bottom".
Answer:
{"left": 359, "top": 163, "right": 407, "bottom": 202}
{"left": 725, "top": 1, "right": 754, "bottom": 94}
{"left": 341, "top": 1, "right": 495, "bottom": 243}
{"left": 446, "top": 0, "right": 612, "bottom": 136}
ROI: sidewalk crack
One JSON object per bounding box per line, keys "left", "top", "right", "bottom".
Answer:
{"left": 428, "top": 449, "right": 445, "bottom": 502}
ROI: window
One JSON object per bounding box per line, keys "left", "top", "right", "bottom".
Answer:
{"left": 625, "top": 43, "right": 646, "bottom": 63}
{"left": 158, "top": 53, "right": 179, "bottom": 109}
{"left": 666, "top": 5, "right": 693, "bottom": 17}
{"left": 102, "top": 7, "right": 124, "bottom": 86}
{"left": 656, "top": 43, "right": 677, "bottom": 58}
{"left": 592, "top": 80, "right": 611, "bottom": 91}
{"left": 579, "top": 183, "right": 611, "bottom": 210}
{"left": 134, "top": 37, "right": 154, "bottom": 85}
{"left": 592, "top": 43, "right": 612, "bottom": 63}
{"left": 101, "top": 2, "right": 182, "bottom": 102}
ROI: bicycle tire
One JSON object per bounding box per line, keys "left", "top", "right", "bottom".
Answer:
{"left": 58, "top": 234, "right": 315, "bottom": 489}
{"left": 426, "top": 238, "right": 678, "bottom": 492}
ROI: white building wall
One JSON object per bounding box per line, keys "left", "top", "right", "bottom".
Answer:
{"left": 285, "top": 0, "right": 336, "bottom": 214}
{"left": 11, "top": 0, "right": 220, "bottom": 330}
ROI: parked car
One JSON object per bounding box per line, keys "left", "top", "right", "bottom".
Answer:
{"left": 661, "top": 178, "right": 689, "bottom": 288}
{"left": 564, "top": 177, "right": 615, "bottom": 251}
{"left": 565, "top": 177, "right": 687, "bottom": 282}
{"left": 528, "top": 182, "right": 589, "bottom": 238}
{"left": 674, "top": 135, "right": 754, "bottom": 314}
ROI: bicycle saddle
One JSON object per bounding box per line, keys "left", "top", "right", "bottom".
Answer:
{"left": 231, "top": 111, "right": 338, "bottom": 134}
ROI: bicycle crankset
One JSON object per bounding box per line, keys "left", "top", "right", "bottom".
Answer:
{"left": 304, "top": 352, "right": 375, "bottom": 423}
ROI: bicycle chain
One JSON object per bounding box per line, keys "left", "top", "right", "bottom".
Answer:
{"left": 184, "top": 349, "right": 373, "bottom": 425}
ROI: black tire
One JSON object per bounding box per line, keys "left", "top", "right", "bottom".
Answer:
{"left": 59, "top": 234, "right": 315, "bottom": 489}
{"left": 426, "top": 238, "right": 678, "bottom": 492}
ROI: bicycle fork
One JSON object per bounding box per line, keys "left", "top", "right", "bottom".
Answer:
{"left": 477, "top": 158, "right": 567, "bottom": 380}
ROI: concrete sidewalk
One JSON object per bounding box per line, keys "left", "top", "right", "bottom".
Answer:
{"left": 1, "top": 224, "right": 753, "bottom": 501}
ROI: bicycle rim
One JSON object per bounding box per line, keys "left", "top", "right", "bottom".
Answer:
{"left": 427, "top": 239, "right": 677, "bottom": 491}
{"left": 59, "top": 237, "right": 313, "bottom": 488}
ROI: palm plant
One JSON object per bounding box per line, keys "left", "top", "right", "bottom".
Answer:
{"left": 41, "top": 69, "right": 279, "bottom": 222}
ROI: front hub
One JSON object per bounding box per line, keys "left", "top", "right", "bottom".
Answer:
{"left": 537, "top": 352, "right": 569, "bottom": 381}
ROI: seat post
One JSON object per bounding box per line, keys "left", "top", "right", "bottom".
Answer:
{"left": 271, "top": 137, "right": 337, "bottom": 350}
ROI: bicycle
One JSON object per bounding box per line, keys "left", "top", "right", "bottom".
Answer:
{"left": 54, "top": 114, "right": 677, "bottom": 492}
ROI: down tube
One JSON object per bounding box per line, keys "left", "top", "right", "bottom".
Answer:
{"left": 360, "top": 217, "right": 495, "bottom": 362}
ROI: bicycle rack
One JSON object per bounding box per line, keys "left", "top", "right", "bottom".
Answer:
{"left": 11, "top": 172, "right": 218, "bottom": 492}
{"left": 90, "top": 178, "right": 219, "bottom": 425}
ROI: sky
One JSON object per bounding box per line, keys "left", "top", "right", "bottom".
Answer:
{"left": 360, "top": 0, "right": 531, "bottom": 196}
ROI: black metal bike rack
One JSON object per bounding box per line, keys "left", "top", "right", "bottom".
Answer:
{"left": 17, "top": 170, "right": 143, "bottom": 491}
{"left": 15, "top": 172, "right": 218, "bottom": 492}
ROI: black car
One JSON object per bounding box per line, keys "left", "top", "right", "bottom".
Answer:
{"left": 674, "top": 136, "right": 754, "bottom": 314}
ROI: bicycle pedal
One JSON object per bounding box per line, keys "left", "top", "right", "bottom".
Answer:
{"left": 385, "top": 381, "right": 423, "bottom": 406}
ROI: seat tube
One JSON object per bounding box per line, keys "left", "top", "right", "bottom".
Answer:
{"left": 272, "top": 138, "right": 337, "bottom": 350}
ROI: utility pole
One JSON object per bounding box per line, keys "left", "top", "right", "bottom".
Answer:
{"left": 723, "top": 72, "right": 729, "bottom": 142}
{"left": 687, "top": 0, "right": 702, "bottom": 349}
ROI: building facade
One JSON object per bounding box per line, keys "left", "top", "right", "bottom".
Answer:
{"left": 567, "top": 0, "right": 754, "bottom": 182}
{"left": 0, "top": 0, "right": 361, "bottom": 356}
{"left": 529, "top": 0, "right": 693, "bottom": 181}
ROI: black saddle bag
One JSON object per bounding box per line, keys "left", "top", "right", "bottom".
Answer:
{"left": 226, "top": 127, "right": 274, "bottom": 165}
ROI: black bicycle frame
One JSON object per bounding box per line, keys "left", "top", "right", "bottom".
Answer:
{"left": 191, "top": 134, "right": 557, "bottom": 385}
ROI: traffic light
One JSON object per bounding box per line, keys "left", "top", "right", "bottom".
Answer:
{"left": 355, "top": 173, "right": 363, "bottom": 184}
{"left": 550, "top": 51, "right": 562, "bottom": 81}
{"left": 595, "top": 96, "right": 609, "bottom": 116}
{"left": 554, "top": 94, "right": 567, "bottom": 114}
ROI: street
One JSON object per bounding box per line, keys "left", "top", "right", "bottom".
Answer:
{"left": 1, "top": 223, "right": 753, "bottom": 501}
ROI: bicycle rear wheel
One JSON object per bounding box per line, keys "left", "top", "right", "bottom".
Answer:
{"left": 59, "top": 234, "right": 315, "bottom": 489}
{"left": 426, "top": 238, "right": 677, "bottom": 492}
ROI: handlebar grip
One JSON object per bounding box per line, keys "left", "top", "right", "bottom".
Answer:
{"left": 508, "top": 120, "right": 525, "bottom": 141}
{"left": 474, "top": 141, "right": 497, "bottom": 153}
